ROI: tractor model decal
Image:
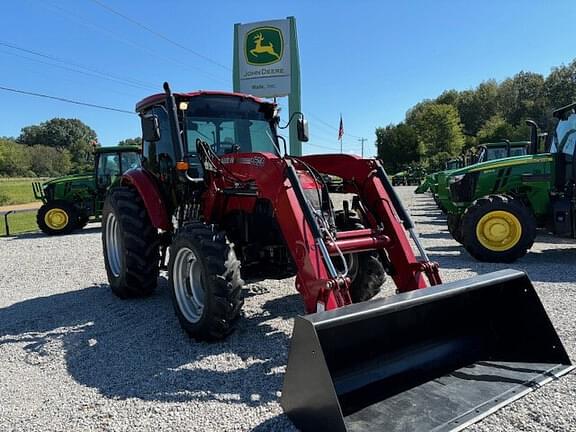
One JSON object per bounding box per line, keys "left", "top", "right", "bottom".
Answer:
{"left": 245, "top": 27, "right": 283, "bottom": 66}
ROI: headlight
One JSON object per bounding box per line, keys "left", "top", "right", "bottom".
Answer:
{"left": 448, "top": 174, "right": 465, "bottom": 184}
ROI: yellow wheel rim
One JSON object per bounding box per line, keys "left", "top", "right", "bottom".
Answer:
{"left": 476, "top": 210, "right": 522, "bottom": 251}
{"left": 44, "top": 208, "right": 69, "bottom": 230}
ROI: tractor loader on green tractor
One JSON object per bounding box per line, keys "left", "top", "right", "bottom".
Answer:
{"left": 444, "top": 106, "right": 573, "bottom": 262}
{"left": 100, "top": 83, "right": 572, "bottom": 431}
{"left": 33, "top": 145, "right": 140, "bottom": 235}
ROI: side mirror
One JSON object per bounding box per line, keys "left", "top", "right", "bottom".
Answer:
{"left": 141, "top": 114, "right": 160, "bottom": 142}
{"left": 297, "top": 116, "right": 309, "bottom": 142}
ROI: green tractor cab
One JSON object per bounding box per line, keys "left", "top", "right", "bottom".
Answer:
{"left": 444, "top": 108, "right": 576, "bottom": 262}
{"left": 33, "top": 145, "right": 141, "bottom": 235}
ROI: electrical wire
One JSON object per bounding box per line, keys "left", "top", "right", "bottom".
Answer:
{"left": 34, "top": 0, "right": 229, "bottom": 86}
{"left": 88, "top": 0, "right": 231, "bottom": 72}
{"left": 0, "top": 85, "right": 136, "bottom": 115}
{"left": 0, "top": 41, "right": 157, "bottom": 90}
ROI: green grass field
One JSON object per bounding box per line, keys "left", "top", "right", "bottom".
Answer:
{"left": 0, "top": 210, "right": 38, "bottom": 236}
{"left": 0, "top": 177, "right": 49, "bottom": 206}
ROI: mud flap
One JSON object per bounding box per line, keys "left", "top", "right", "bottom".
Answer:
{"left": 281, "top": 269, "right": 573, "bottom": 432}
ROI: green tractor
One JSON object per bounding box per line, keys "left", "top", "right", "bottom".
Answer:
{"left": 416, "top": 142, "right": 530, "bottom": 199}
{"left": 443, "top": 108, "right": 573, "bottom": 262}
{"left": 33, "top": 145, "right": 141, "bottom": 235}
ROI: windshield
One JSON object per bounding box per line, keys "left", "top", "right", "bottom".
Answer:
{"left": 183, "top": 95, "right": 278, "bottom": 156}
{"left": 550, "top": 112, "right": 576, "bottom": 155}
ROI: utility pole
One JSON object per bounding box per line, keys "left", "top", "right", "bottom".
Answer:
{"left": 358, "top": 137, "right": 367, "bottom": 158}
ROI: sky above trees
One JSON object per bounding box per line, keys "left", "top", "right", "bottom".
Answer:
{"left": 2, "top": 1, "right": 576, "bottom": 155}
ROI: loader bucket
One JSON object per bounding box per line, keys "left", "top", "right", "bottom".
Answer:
{"left": 281, "top": 269, "right": 573, "bottom": 432}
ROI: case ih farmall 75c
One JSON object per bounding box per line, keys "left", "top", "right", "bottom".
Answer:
{"left": 101, "top": 83, "right": 572, "bottom": 431}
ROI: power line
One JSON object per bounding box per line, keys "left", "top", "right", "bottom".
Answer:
{"left": 88, "top": 0, "right": 231, "bottom": 72}
{"left": 0, "top": 85, "right": 135, "bottom": 115}
{"left": 0, "top": 43, "right": 156, "bottom": 92}
{"left": 36, "top": 0, "right": 229, "bottom": 86}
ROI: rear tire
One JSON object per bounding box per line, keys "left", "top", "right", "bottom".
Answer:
{"left": 461, "top": 195, "right": 536, "bottom": 263}
{"left": 447, "top": 213, "right": 463, "bottom": 244}
{"left": 37, "top": 201, "right": 78, "bottom": 235}
{"left": 102, "top": 187, "right": 159, "bottom": 298}
{"left": 168, "top": 222, "right": 244, "bottom": 341}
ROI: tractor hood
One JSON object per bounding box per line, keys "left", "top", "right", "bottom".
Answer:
{"left": 446, "top": 153, "right": 552, "bottom": 178}
{"left": 42, "top": 173, "right": 93, "bottom": 187}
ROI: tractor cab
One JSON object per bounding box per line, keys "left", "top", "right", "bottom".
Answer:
{"left": 137, "top": 91, "right": 283, "bottom": 181}
{"left": 549, "top": 103, "right": 576, "bottom": 236}
{"left": 95, "top": 147, "right": 141, "bottom": 190}
{"left": 474, "top": 141, "right": 530, "bottom": 164}
{"left": 444, "top": 158, "right": 462, "bottom": 170}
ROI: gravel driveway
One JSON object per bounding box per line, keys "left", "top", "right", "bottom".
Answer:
{"left": 0, "top": 187, "right": 574, "bottom": 431}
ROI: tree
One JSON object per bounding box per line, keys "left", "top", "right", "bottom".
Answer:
{"left": 118, "top": 137, "right": 141, "bottom": 147}
{"left": 376, "top": 123, "right": 419, "bottom": 173}
{"left": 455, "top": 81, "right": 499, "bottom": 135}
{"left": 17, "top": 118, "right": 98, "bottom": 173}
{"left": 545, "top": 60, "right": 576, "bottom": 110}
{"left": 498, "top": 71, "right": 548, "bottom": 127}
{"left": 476, "top": 115, "right": 528, "bottom": 143}
{"left": 0, "top": 139, "right": 32, "bottom": 177}
{"left": 29, "top": 145, "right": 72, "bottom": 177}
{"left": 408, "top": 103, "right": 465, "bottom": 161}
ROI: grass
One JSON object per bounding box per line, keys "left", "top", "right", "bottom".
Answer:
{"left": 0, "top": 210, "right": 38, "bottom": 236}
{"left": 0, "top": 177, "right": 50, "bottom": 206}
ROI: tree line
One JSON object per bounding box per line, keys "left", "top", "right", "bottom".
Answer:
{"left": 0, "top": 118, "right": 140, "bottom": 177}
{"left": 377, "top": 59, "right": 576, "bottom": 173}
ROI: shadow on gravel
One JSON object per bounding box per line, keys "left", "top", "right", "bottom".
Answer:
{"left": 7, "top": 226, "right": 101, "bottom": 241}
{"left": 0, "top": 279, "right": 302, "bottom": 407}
{"left": 427, "top": 244, "right": 576, "bottom": 284}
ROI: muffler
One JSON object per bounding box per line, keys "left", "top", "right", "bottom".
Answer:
{"left": 281, "top": 269, "right": 573, "bottom": 432}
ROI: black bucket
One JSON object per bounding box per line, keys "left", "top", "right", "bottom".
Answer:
{"left": 281, "top": 269, "right": 573, "bottom": 432}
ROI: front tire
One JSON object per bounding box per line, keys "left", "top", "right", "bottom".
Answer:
{"left": 461, "top": 195, "right": 536, "bottom": 263}
{"left": 37, "top": 201, "right": 78, "bottom": 235}
{"left": 168, "top": 223, "right": 244, "bottom": 341}
{"left": 102, "top": 187, "right": 159, "bottom": 298}
{"left": 447, "top": 213, "right": 464, "bottom": 244}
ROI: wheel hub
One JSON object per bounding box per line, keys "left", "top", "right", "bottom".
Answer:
{"left": 45, "top": 208, "right": 68, "bottom": 230}
{"left": 173, "top": 247, "right": 205, "bottom": 323}
{"left": 476, "top": 210, "right": 522, "bottom": 251}
{"left": 105, "top": 212, "right": 122, "bottom": 277}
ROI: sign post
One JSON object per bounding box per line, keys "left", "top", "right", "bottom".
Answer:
{"left": 233, "top": 17, "right": 302, "bottom": 155}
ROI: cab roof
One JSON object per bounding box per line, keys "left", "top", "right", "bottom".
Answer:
{"left": 135, "top": 91, "right": 275, "bottom": 113}
{"left": 96, "top": 145, "right": 140, "bottom": 153}
{"left": 478, "top": 141, "right": 529, "bottom": 148}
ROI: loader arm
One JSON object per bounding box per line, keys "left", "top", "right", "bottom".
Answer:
{"left": 299, "top": 154, "right": 441, "bottom": 291}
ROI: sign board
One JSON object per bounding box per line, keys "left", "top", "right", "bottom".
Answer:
{"left": 235, "top": 19, "right": 291, "bottom": 98}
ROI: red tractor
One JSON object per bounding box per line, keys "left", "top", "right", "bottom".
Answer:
{"left": 101, "top": 83, "right": 572, "bottom": 431}
{"left": 102, "top": 83, "right": 440, "bottom": 340}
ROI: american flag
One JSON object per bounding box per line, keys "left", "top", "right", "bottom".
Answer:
{"left": 338, "top": 114, "right": 344, "bottom": 140}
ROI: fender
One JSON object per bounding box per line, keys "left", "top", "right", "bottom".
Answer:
{"left": 121, "top": 168, "right": 171, "bottom": 231}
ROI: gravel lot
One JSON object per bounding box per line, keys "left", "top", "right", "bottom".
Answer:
{"left": 1, "top": 186, "right": 574, "bottom": 431}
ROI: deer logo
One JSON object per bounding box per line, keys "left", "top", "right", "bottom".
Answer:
{"left": 250, "top": 32, "right": 280, "bottom": 59}
{"left": 245, "top": 27, "right": 283, "bottom": 65}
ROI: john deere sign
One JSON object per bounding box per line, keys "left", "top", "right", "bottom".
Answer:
{"left": 233, "top": 17, "right": 302, "bottom": 155}
{"left": 234, "top": 19, "right": 292, "bottom": 98}
{"left": 245, "top": 27, "right": 283, "bottom": 65}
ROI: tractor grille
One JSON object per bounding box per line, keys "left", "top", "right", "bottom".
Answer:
{"left": 449, "top": 173, "right": 478, "bottom": 203}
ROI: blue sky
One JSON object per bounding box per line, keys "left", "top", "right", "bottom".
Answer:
{"left": 2, "top": 0, "right": 575, "bottom": 156}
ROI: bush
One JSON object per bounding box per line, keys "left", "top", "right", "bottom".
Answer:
{"left": 0, "top": 191, "right": 9, "bottom": 206}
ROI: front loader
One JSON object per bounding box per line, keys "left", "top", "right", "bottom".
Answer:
{"left": 101, "top": 83, "right": 572, "bottom": 431}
